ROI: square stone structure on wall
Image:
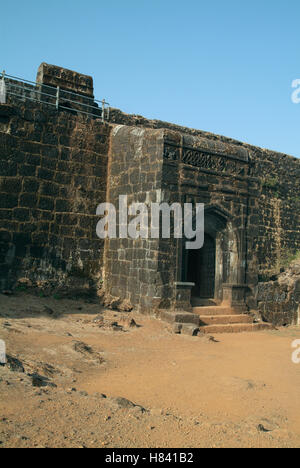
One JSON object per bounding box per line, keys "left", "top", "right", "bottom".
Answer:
{"left": 105, "top": 125, "right": 253, "bottom": 313}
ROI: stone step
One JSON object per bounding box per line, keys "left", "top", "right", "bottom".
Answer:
{"left": 200, "top": 323, "right": 274, "bottom": 334}
{"left": 191, "top": 298, "right": 218, "bottom": 307}
{"left": 158, "top": 309, "right": 200, "bottom": 326}
{"left": 199, "top": 314, "right": 253, "bottom": 326}
{"left": 193, "top": 306, "right": 240, "bottom": 316}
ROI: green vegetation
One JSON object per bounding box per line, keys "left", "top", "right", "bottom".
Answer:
{"left": 279, "top": 250, "right": 300, "bottom": 269}
{"left": 262, "top": 177, "right": 279, "bottom": 189}
{"left": 293, "top": 197, "right": 300, "bottom": 206}
{"left": 261, "top": 177, "right": 281, "bottom": 198}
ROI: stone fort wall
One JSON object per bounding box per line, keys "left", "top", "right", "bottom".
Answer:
{"left": 0, "top": 64, "right": 299, "bottom": 324}
{"left": 0, "top": 98, "right": 110, "bottom": 296}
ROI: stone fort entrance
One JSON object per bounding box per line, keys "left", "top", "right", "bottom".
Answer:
{"left": 105, "top": 128, "right": 252, "bottom": 316}
{"left": 187, "top": 233, "right": 216, "bottom": 300}
{"left": 182, "top": 205, "right": 241, "bottom": 306}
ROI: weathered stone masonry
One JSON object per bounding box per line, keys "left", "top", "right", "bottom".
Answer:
{"left": 0, "top": 95, "right": 110, "bottom": 295}
{"left": 106, "top": 110, "right": 300, "bottom": 324}
{"left": 0, "top": 64, "right": 299, "bottom": 326}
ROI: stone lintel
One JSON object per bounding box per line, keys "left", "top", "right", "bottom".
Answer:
{"left": 174, "top": 282, "right": 195, "bottom": 289}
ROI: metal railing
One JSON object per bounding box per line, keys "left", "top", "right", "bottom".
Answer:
{"left": 0, "top": 70, "right": 110, "bottom": 122}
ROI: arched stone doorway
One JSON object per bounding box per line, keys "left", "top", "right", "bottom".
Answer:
{"left": 182, "top": 205, "right": 241, "bottom": 305}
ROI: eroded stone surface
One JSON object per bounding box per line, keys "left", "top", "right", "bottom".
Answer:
{"left": 258, "top": 259, "right": 300, "bottom": 326}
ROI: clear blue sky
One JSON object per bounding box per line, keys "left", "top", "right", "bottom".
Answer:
{"left": 2, "top": 0, "right": 300, "bottom": 157}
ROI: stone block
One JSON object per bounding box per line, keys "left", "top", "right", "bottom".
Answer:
{"left": 36, "top": 63, "right": 94, "bottom": 98}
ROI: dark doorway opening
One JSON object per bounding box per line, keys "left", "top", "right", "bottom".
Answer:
{"left": 187, "top": 233, "right": 216, "bottom": 299}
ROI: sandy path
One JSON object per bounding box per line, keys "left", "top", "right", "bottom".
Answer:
{"left": 0, "top": 293, "right": 299, "bottom": 448}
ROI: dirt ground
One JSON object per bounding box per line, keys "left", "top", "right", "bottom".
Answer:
{"left": 0, "top": 292, "right": 300, "bottom": 448}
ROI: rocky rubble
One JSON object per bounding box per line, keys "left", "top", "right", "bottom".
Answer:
{"left": 257, "top": 258, "right": 300, "bottom": 326}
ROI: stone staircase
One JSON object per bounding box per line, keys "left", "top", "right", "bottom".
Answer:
{"left": 193, "top": 304, "right": 273, "bottom": 333}
{"left": 158, "top": 303, "right": 273, "bottom": 335}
